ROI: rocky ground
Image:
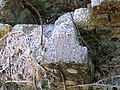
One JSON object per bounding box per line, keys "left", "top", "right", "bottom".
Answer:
{"left": 0, "top": 0, "right": 120, "bottom": 90}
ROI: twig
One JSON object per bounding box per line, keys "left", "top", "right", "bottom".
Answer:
{"left": 70, "top": 13, "right": 93, "bottom": 53}
{"left": 33, "top": 69, "right": 37, "bottom": 90}
{"left": 23, "top": 1, "right": 44, "bottom": 48}
{"left": 59, "top": 70, "right": 66, "bottom": 90}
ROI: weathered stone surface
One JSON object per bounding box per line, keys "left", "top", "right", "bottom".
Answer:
{"left": 12, "top": 24, "right": 54, "bottom": 39}
{"left": 0, "top": 24, "right": 47, "bottom": 82}
{"left": 44, "top": 62, "right": 90, "bottom": 90}
{"left": 12, "top": 24, "right": 49, "bottom": 63}
{"left": 73, "top": 8, "right": 91, "bottom": 26}
{"left": 0, "top": 23, "right": 11, "bottom": 73}
{"left": 44, "top": 13, "right": 88, "bottom": 63}
{"left": 43, "top": 24, "right": 54, "bottom": 39}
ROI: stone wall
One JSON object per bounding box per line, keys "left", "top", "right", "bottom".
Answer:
{"left": 77, "top": 0, "right": 120, "bottom": 84}
{"left": 0, "top": 0, "right": 120, "bottom": 89}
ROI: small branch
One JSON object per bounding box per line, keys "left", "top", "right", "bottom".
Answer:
{"left": 70, "top": 13, "right": 93, "bottom": 53}
{"left": 23, "top": 1, "right": 44, "bottom": 47}
{"left": 59, "top": 70, "right": 66, "bottom": 90}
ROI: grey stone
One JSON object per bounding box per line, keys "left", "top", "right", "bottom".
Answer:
{"left": 0, "top": 24, "right": 48, "bottom": 82}
{"left": 73, "top": 8, "right": 91, "bottom": 26}
{"left": 0, "top": 23, "right": 11, "bottom": 73}
{"left": 44, "top": 13, "right": 88, "bottom": 63}
{"left": 12, "top": 24, "right": 54, "bottom": 63}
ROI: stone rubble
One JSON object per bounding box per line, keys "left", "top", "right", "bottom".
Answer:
{"left": 0, "top": 24, "right": 47, "bottom": 82}
{"left": 12, "top": 24, "right": 48, "bottom": 63}
{"left": 0, "top": 5, "right": 91, "bottom": 83}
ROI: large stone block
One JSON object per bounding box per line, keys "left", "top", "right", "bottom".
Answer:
{"left": 44, "top": 13, "right": 88, "bottom": 63}
{"left": 12, "top": 24, "right": 53, "bottom": 63}
{"left": 0, "top": 23, "right": 11, "bottom": 73}
{"left": 0, "top": 24, "right": 48, "bottom": 82}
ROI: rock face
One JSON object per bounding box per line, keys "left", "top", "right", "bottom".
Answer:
{"left": 0, "top": 1, "right": 120, "bottom": 89}
{"left": 12, "top": 24, "right": 49, "bottom": 63}
{"left": 0, "top": 23, "right": 11, "bottom": 72}
{"left": 0, "top": 23, "right": 89, "bottom": 87}
{"left": 44, "top": 13, "right": 88, "bottom": 63}
{"left": 0, "top": 24, "right": 47, "bottom": 82}
{"left": 77, "top": 1, "right": 120, "bottom": 84}
{"left": 0, "top": 0, "right": 36, "bottom": 24}
{"left": 73, "top": 8, "right": 91, "bottom": 26}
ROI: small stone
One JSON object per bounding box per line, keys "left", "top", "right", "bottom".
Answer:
{"left": 66, "top": 68, "right": 78, "bottom": 74}
{"left": 66, "top": 80, "right": 76, "bottom": 85}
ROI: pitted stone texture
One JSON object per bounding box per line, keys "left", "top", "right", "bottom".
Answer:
{"left": 12, "top": 24, "right": 47, "bottom": 51}
{"left": 73, "top": 8, "right": 91, "bottom": 26}
{"left": 0, "top": 24, "right": 46, "bottom": 82}
{"left": 12, "top": 24, "right": 52, "bottom": 63}
{"left": 44, "top": 13, "right": 87, "bottom": 63}
{"left": 55, "top": 13, "right": 74, "bottom": 26}
{"left": 12, "top": 24, "right": 54, "bottom": 39}
{"left": 0, "top": 23, "right": 11, "bottom": 73}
